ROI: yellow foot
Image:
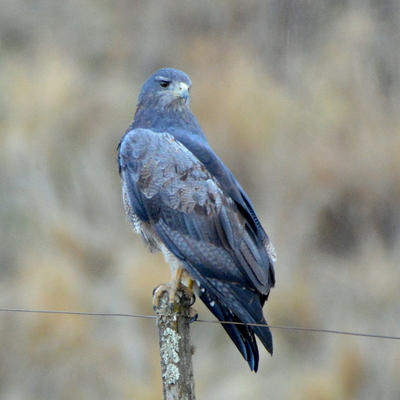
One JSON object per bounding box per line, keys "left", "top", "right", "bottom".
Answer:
{"left": 153, "top": 282, "right": 196, "bottom": 312}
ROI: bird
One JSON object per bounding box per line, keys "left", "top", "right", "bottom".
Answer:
{"left": 118, "top": 68, "right": 276, "bottom": 372}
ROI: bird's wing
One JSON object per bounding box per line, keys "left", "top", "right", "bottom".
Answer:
{"left": 119, "top": 128, "right": 274, "bottom": 369}
{"left": 119, "top": 128, "right": 274, "bottom": 293}
{"left": 164, "top": 128, "right": 276, "bottom": 267}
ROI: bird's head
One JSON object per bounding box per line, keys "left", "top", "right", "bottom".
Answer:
{"left": 131, "top": 68, "right": 204, "bottom": 138}
{"left": 138, "top": 68, "right": 192, "bottom": 111}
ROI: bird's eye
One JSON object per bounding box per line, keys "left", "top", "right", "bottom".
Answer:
{"left": 159, "top": 80, "right": 170, "bottom": 88}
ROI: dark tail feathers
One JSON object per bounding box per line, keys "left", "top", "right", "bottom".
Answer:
{"left": 199, "top": 287, "right": 272, "bottom": 372}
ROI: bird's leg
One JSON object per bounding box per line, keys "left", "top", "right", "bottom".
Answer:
{"left": 172, "top": 270, "right": 197, "bottom": 309}
{"left": 168, "top": 265, "right": 184, "bottom": 306}
{"left": 183, "top": 279, "right": 198, "bottom": 322}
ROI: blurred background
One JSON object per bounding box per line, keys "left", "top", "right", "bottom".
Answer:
{"left": 1, "top": 1, "right": 400, "bottom": 399}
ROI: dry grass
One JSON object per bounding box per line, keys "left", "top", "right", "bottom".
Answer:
{"left": 1, "top": 1, "right": 400, "bottom": 399}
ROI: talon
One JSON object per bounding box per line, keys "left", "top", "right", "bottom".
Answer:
{"left": 152, "top": 284, "right": 161, "bottom": 297}
{"left": 188, "top": 308, "right": 198, "bottom": 323}
{"left": 189, "top": 292, "right": 196, "bottom": 307}
{"left": 152, "top": 283, "right": 169, "bottom": 309}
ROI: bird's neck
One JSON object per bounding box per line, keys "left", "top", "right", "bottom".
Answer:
{"left": 130, "top": 103, "right": 206, "bottom": 139}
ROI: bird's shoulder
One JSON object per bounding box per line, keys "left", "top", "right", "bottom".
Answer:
{"left": 119, "top": 128, "right": 231, "bottom": 213}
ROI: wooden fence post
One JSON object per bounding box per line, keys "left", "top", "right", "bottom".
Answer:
{"left": 154, "top": 286, "right": 196, "bottom": 400}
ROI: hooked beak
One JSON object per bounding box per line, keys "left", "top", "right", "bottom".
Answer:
{"left": 172, "top": 82, "right": 189, "bottom": 101}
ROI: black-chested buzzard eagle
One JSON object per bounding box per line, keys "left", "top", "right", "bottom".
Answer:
{"left": 118, "top": 68, "right": 276, "bottom": 371}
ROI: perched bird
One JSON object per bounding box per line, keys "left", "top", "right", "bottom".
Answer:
{"left": 118, "top": 68, "right": 276, "bottom": 371}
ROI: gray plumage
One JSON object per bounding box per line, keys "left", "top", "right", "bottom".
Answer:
{"left": 118, "top": 68, "right": 276, "bottom": 371}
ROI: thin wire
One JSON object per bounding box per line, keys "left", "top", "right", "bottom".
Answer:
{"left": 0, "top": 307, "right": 399, "bottom": 340}
{"left": 0, "top": 307, "right": 155, "bottom": 320}
{"left": 197, "top": 319, "right": 400, "bottom": 340}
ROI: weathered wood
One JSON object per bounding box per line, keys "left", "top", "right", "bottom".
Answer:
{"left": 154, "top": 285, "right": 196, "bottom": 400}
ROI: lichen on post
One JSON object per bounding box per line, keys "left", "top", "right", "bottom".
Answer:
{"left": 154, "top": 285, "right": 196, "bottom": 400}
